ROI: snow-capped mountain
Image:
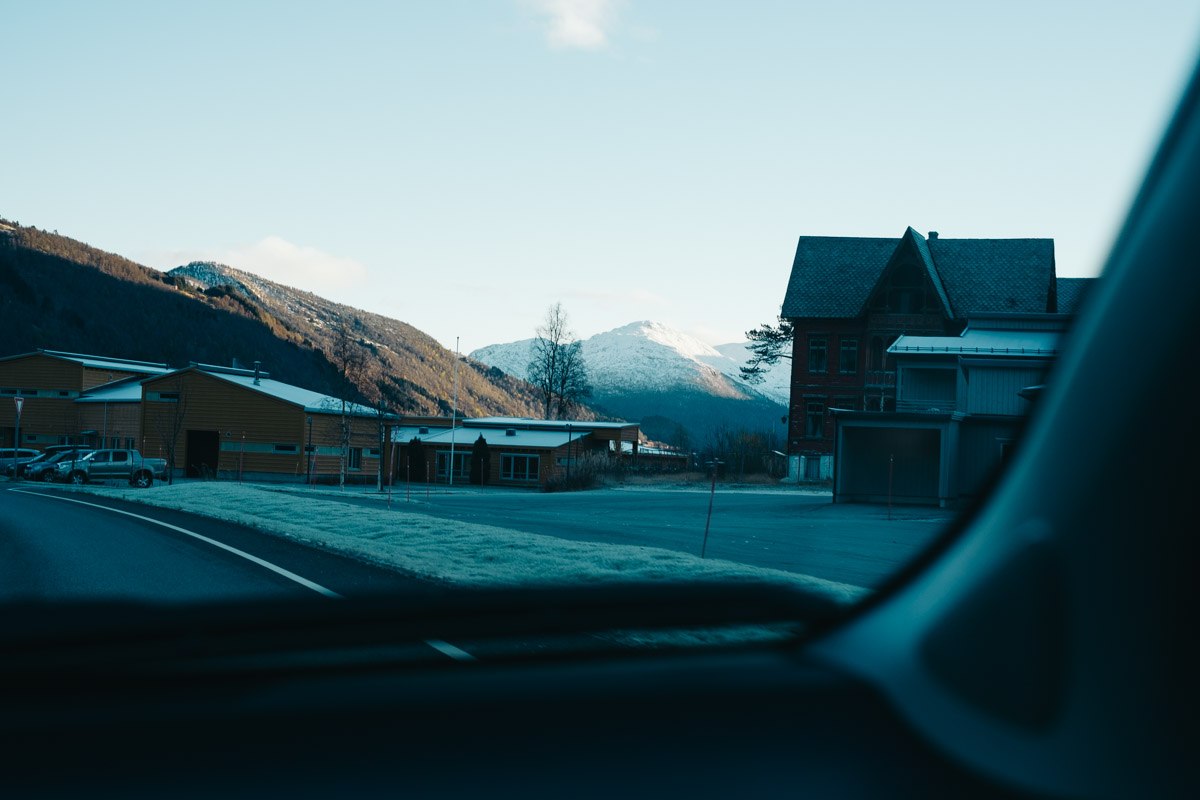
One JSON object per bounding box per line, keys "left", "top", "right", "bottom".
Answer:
{"left": 469, "top": 321, "right": 789, "bottom": 442}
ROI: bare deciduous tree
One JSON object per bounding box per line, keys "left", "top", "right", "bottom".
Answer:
{"left": 151, "top": 376, "right": 188, "bottom": 485}
{"left": 527, "top": 302, "right": 591, "bottom": 420}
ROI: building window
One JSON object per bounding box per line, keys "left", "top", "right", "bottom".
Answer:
{"left": 808, "top": 338, "right": 827, "bottom": 373}
{"left": 149, "top": 391, "right": 179, "bottom": 402}
{"left": 436, "top": 451, "right": 471, "bottom": 479}
{"left": 125, "top": 438, "right": 135, "bottom": 450}
{"left": 839, "top": 339, "right": 858, "bottom": 373}
{"left": 806, "top": 402, "right": 825, "bottom": 438}
{"left": 348, "top": 448, "right": 362, "bottom": 470}
{"left": 501, "top": 454, "right": 540, "bottom": 481}
{"left": 833, "top": 397, "right": 857, "bottom": 411}
{"left": 273, "top": 444, "right": 298, "bottom": 454}
{"left": 110, "top": 437, "right": 120, "bottom": 449}
{"left": 368, "top": 448, "right": 381, "bottom": 458}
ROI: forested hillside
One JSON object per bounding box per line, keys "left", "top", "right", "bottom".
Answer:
{"left": 0, "top": 219, "right": 546, "bottom": 418}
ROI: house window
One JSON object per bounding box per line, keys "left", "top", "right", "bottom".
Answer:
{"left": 839, "top": 339, "right": 858, "bottom": 373}
{"left": 501, "top": 454, "right": 540, "bottom": 481}
{"left": 348, "top": 448, "right": 362, "bottom": 470}
{"left": 368, "top": 448, "right": 380, "bottom": 457}
{"left": 273, "top": 444, "right": 298, "bottom": 454}
{"left": 808, "top": 337, "right": 827, "bottom": 373}
{"left": 149, "top": 391, "right": 179, "bottom": 402}
{"left": 805, "top": 402, "right": 825, "bottom": 438}
{"left": 436, "top": 451, "right": 470, "bottom": 479}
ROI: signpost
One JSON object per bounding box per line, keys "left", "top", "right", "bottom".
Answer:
{"left": 13, "top": 397, "right": 23, "bottom": 472}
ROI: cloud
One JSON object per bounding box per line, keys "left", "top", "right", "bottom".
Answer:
{"left": 565, "top": 286, "right": 668, "bottom": 307}
{"left": 222, "top": 236, "right": 368, "bottom": 295}
{"left": 522, "top": 0, "right": 624, "bottom": 51}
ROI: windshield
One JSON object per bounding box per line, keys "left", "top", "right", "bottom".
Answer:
{"left": 1, "top": 3, "right": 1198, "bottom": 651}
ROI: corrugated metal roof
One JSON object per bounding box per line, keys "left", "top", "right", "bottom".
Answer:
{"left": 186, "top": 367, "right": 394, "bottom": 417}
{"left": 468, "top": 416, "right": 635, "bottom": 431}
{"left": 418, "top": 427, "right": 587, "bottom": 449}
{"left": 0, "top": 350, "right": 171, "bottom": 374}
{"left": 75, "top": 377, "right": 144, "bottom": 403}
{"left": 390, "top": 424, "right": 457, "bottom": 443}
{"left": 890, "top": 329, "right": 1060, "bottom": 356}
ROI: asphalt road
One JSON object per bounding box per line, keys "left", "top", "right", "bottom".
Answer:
{"left": 308, "top": 487, "right": 954, "bottom": 589}
{"left": 0, "top": 486, "right": 427, "bottom": 604}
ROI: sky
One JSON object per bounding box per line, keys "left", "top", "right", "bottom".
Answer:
{"left": 3, "top": 1, "right": 1199, "bottom": 354}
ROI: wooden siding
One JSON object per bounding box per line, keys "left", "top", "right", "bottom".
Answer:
{"left": 898, "top": 366, "right": 958, "bottom": 410}
{"left": 956, "top": 419, "right": 1020, "bottom": 496}
{"left": 81, "top": 367, "right": 142, "bottom": 389}
{"left": 965, "top": 365, "right": 1045, "bottom": 416}
{"left": 77, "top": 403, "right": 142, "bottom": 447}
{"left": 0, "top": 355, "right": 82, "bottom": 448}
{"left": 141, "top": 371, "right": 389, "bottom": 479}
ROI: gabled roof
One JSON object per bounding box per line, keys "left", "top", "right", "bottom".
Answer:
{"left": 147, "top": 364, "right": 395, "bottom": 418}
{"left": 926, "top": 237, "right": 1054, "bottom": 316}
{"left": 0, "top": 349, "right": 170, "bottom": 375}
{"left": 75, "top": 376, "right": 144, "bottom": 403}
{"left": 781, "top": 236, "right": 898, "bottom": 318}
{"left": 1056, "top": 277, "right": 1094, "bottom": 315}
{"left": 781, "top": 229, "right": 1056, "bottom": 320}
{"left": 857, "top": 227, "right": 953, "bottom": 318}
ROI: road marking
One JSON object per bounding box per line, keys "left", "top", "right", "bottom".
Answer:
{"left": 8, "top": 488, "right": 478, "bottom": 661}
{"left": 9, "top": 489, "right": 343, "bottom": 599}
{"left": 423, "top": 638, "right": 477, "bottom": 661}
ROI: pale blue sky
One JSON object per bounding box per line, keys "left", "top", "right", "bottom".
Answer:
{"left": 3, "top": 1, "right": 1198, "bottom": 352}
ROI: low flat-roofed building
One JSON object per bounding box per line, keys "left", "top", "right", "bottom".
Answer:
{"left": 394, "top": 416, "right": 640, "bottom": 487}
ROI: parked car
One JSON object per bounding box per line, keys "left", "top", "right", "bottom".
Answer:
{"left": 3, "top": 444, "right": 92, "bottom": 478}
{"left": 0, "top": 448, "right": 39, "bottom": 476}
{"left": 55, "top": 449, "right": 167, "bottom": 488}
{"left": 25, "top": 449, "right": 93, "bottom": 482}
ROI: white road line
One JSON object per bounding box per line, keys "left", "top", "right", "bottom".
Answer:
{"left": 8, "top": 489, "right": 343, "bottom": 599}
{"left": 423, "top": 638, "right": 477, "bottom": 661}
{"left": 9, "top": 488, "right": 478, "bottom": 661}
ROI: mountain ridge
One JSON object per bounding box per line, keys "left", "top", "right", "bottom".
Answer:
{"left": 470, "top": 321, "right": 789, "bottom": 443}
{"left": 0, "top": 221, "right": 548, "bottom": 420}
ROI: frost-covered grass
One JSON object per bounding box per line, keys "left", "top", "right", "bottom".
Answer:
{"left": 55, "top": 482, "right": 866, "bottom": 605}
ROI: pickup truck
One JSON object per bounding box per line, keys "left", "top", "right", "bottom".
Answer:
{"left": 56, "top": 449, "right": 168, "bottom": 488}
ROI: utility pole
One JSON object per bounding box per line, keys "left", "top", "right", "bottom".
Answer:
{"left": 449, "top": 337, "right": 459, "bottom": 488}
